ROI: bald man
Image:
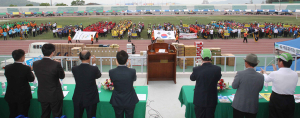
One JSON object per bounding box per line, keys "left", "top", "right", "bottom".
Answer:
{"left": 71, "top": 50, "right": 101, "bottom": 118}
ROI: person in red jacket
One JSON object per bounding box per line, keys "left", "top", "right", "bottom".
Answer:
{"left": 68, "top": 34, "right": 72, "bottom": 43}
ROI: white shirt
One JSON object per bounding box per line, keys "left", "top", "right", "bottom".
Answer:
{"left": 274, "top": 29, "right": 278, "bottom": 33}
{"left": 262, "top": 29, "right": 265, "bottom": 32}
{"left": 238, "top": 29, "right": 241, "bottom": 33}
{"left": 53, "top": 30, "right": 57, "bottom": 33}
{"left": 210, "top": 30, "right": 213, "bottom": 34}
{"left": 232, "top": 29, "right": 236, "bottom": 33}
{"left": 264, "top": 68, "right": 298, "bottom": 95}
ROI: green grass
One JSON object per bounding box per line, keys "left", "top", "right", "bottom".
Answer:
{"left": 1, "top": 15, "right": 300, "bottom": 40}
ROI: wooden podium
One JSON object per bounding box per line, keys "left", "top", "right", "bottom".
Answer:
{"left": 147, "top": 43, "right": 177, "bottom": 84}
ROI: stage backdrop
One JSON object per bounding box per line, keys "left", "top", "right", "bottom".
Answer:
{"left": 72, "top": 31, "right": 97, "bottom": 40}
{"left": 179, "top": 33, "right": 197, "bottom": 39}
{"left": 154, "top": 30, "right": 175, "bottom": 40}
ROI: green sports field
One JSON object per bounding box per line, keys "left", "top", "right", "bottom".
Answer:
{"left": 1, "top": 15, "right": 300, "bottom": 40}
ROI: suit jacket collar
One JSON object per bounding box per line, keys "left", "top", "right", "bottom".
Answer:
{"left": 42, "top": 58, "right": 52, "bottom": 61}
{"left": 117, "top": 66, "right": 128, "bottom": 69}
{"left": 202, "top": 63, "right": 212, "bottom": 66}
{"left": 245, "top": 68, "right": 255, "bottom": 72}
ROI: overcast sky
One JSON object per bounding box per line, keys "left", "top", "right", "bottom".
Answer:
{"left": 27, "top": 0, "right": 264, "bottom": 5}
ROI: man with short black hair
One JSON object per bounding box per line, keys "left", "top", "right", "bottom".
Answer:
{"left": 190, "top": 49, "right": 222, "bottom": 118}
{"left": 5, "top": 49, "right": 35, "bottom": 118}
{"left": 261, "top": 53, "right": 298, "bottom": 118}
{"left": 33, "top": 43, "right": 65, "bottom": 118}
{"left": 232, "top": 53, "right": 264, "bottom": 118}
{"left": 109, "top": 50, "right": 138, "bottom": 118}
{"left": 72, "top": 50, "right": 101, "bottom": 118}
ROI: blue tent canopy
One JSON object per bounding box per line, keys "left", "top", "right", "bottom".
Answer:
{"left": 257, "top": 9, "right": 263, "bottom": 12}
{"left": 281, "top": 10, "right": 289, "bottom": 12}
{"left": 165, "top": 10, "right": 170, "bottom": 12}
{"left": 136, "top": 10, "right": 142, "bottom": 12}
{"left": 256, "top": 58, "right": 300, "bottom": 71}
{"left": 234, "top": 9, "right": 240, "bottom": 12}
{"left": 155, "top": 10, "right": 160, "bottom": 12}
{"left": 145, "top": 10, "right": 151, "bottom": 12}
{"left": 214, "top": 9, "right": 220, "bottom": 12}
{"left": 275, "top": 38, "right": 300, "bottom": 56}
{"left": 269, "top": 10, "right": 276, "bottom": 12}
{"left": 174, "top": 9, "right": 179, "bottom": 12}
{"left": 193, "top": 9, "right": 199, "bottom": 12}
{"left": 203, "top": 9, "right": 209, "bottom": 12}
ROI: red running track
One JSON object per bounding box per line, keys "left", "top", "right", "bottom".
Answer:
{"left": 0, "top": 38, "right": 292, "bottom": 55}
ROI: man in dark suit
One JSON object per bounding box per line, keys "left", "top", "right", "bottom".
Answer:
{"left": 72, "top": 50, "right": 101, "bottom": 118}
{"left": 232, "top": 53, "right": 264, "bottom": 118}
{"left": 4, "top": 49, "right": 35, "bottom": 118}
{"left": 190, "top": 49, "right": 222, "bottom": 118}
{"left": 109, "top": 50, "right": 139, "bottom": 118}
{"left": 33, "top": 43, "right": 65, "bottom": 118}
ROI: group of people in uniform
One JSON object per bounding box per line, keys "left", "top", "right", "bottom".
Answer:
{"left": 111, "top": 20, "right": 132, "bottom": 40}
{"left": 0, "top": 20, "right": 55, "bottom": 40}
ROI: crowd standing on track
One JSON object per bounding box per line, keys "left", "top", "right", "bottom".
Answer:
{"left": 0, "top": 20, "right": 57, "bottom": 40}
{"left": 2, "top": 19, "right": 300, "bottom": 42}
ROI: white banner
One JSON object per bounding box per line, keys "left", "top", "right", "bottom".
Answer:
{"left": 21, "top": 26, "right": 28, "bottom": 30}
{"left": 275, "top": 43, "right": 300, "bottom": 56}
{"left": 179, "top": 33, "right": 197, "bottom": 39}
{"left": 153, "top": 30, "right": 175, "bottom": 40}
{"left": 72, "top": 31, "right": 97, "bottom": 40}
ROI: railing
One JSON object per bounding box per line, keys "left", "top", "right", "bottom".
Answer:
{"left": 0, "top": 55, "right": 298, "bottom": 73}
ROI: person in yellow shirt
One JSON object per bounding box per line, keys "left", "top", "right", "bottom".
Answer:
{"left": 68, "top": 34, "right": 72, "bottom": 43}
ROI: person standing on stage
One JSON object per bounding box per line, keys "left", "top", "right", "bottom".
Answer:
{"left": 91, "top": 35, "right": 94, "bottom": 44}
{"left": 260, "top": 53, "right": 298, "bottom": 118}
{"left": 4, "top": 49, "right": 35, "bottom": 118}
{"left": 232, "top": 53, "right": 264, "bottom": 118}
{"left": 72, "top": 50, "right": 101, "bottom": 118}
{"left": 68, "top": 34, "right": 72, "bottom": 44}
{"left": 190, "top": 49, "right": 222, "bottom": 118}
{"left": 33, "top": 44, "right": 65, "bottom": 118}
{"left": 110, "top": 50, "right": 138, "bottom": 118}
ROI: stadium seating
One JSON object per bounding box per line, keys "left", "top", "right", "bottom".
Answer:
{"left": 261, "top": 5, "right": 275, "bottom": 10}
{"left": 286, "top": 5, "right": 300, "bottom": 10}
{"left": 169, "top": 6, "right": 187, "bottom": 10}
{"left": 136, "top": 6, "right": 161, "bottom": 10}
{"left": 57, "top": 7, "right": 78, "bottom": 12}
{"left": 28, "top": 8, "right": 39, "bottom": 12}
{"left": 111, "top": 6, "right": 128, "bottom": 11}
{"left": 194, "top": 5, "right": 215, "bottom": 10}
{"left": 7, "top": 8, "right": 19, "bottom": 13}
{"left": 86, "top": 7, "right": 103, "bottom": 11}
{"left": 232, "top": 5, "right": 247, "bottom": 10}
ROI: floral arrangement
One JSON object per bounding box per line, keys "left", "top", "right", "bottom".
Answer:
{"left": 217, "top": 79, "right": 229, "bottom": 91}
{"left": 102, "top": 79, "right": 114, "bottom": 91}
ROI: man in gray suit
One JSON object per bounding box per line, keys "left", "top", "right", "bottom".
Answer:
{"left": 232, "top": 53, "right": 264, "bottom": 118}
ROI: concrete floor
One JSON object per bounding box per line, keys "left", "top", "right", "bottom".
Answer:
{"left": 0, "top": 74, "right": 300, "bottom": 118}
